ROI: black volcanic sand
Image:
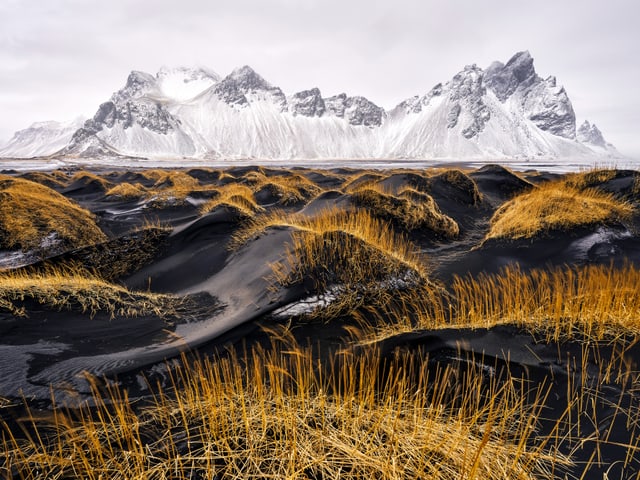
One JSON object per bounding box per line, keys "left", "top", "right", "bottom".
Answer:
{"left": 2, "top": 164, "right": 640, "bottom": 478}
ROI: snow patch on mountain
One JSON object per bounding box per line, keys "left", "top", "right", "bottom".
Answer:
{"left": 156, "top": 66, "right": 219, "bottom": 101}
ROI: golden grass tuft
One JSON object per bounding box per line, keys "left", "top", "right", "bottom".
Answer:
{"left": 565, "top": 168, "right": 619, "bottom": 190}
{"left": 0, "top": 265, "right": 185, "bottom": 319}
{"left": 104, "top": 169, "right": 222, "bottom": 206}
{"left": 341, "top": 171, "right": 388, "bottom": 193}
{"left": 1, "top": 346, "right": 572, "bottom": 479}
{"left": 143, "top": 169, "right": 205, "bottom": 205}
{"left": 18, "top": 171, "right": 67, "bottom": 189}
{"left": 233, "top": 208, "right": 427, "bottom": 278}
{"left": 69, "top": 171, "right": 113, "bottom": 191}
{"left": 141, "top": 169, "right": 201, "bottom": 189}
{"left": 450, "top": 263, "right": 640, "bottom": 341}
{"left": 105, "top": 182, "right": 148, "bottom": 199}
{"left": 486, "top": 181, "right": 633, "bottom": 241}
{"left": 351, "top": 183, "right": 459, "bottom": 237}
{"left": 430, "top": 169, "right": 483, "bottom": 205}
{"left": 242, "top": 169, "right": 324, "bottom": 205}
{"left": 354, "top": 263, "right": 640, "bottom": 343}
{"left": 200, "top": 184, "right": 264, "bottom": 217}
{"left": 235, "top": 208, "right": 433, "bottom": 320}
{"left": 261, "top": 174, "right": 323, "bottom": 205}
{"left": 0, "top": 176, "right": 106, "bottom": 252}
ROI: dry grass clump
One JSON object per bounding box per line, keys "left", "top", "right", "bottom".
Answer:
{"left": 105, "top": 170, "right": 220, "bottom": 205}
{"left": 142, "top": 170, "right": 207, "bottom": 205}
{"left": 450, "top": 263, "right": 640, "bottom": 341}
{"left": 200, "top": 184, "right": 264, "bottom": 217}
{"left": 69, "top": 171, "right": 113, "bottom": 191}
{"left": 486, "top": 181, "right": 633, "bottom": 241}
{"left": 354, "top": 263, "right": 640, "bottom": 343}
{"left": 47, "top": 225, "right": 171, "bottom": 281}
{"left": 262, "top": 174, "right": 323, "bottom": 205}
{"left": 429, "top": 169, "right": 483, "bottom": 205}
{"left": 105, "top": 182, "right": 148, "bottom": 200}
{"left": 633, "top": 175, "right": 640, "bottom": 198}
{"left": 274, "top": 212, "right": 428, "bottom": 283}
{"left": 341, "top": 171, "right": 388, "bottom": 192}
{"left": 1, "top": 346, "right": 571, "bottom": 479}
{"left": 233, "top": 208, "right": 427, "bottom": 278}
{"left": 0, "top": 265, "right": 184, "bottom": 319}
{"left": 18, "top": 171, "right": 67, "bottom": 189}
{"left": 351, "top": 183, "right": 459, "bottom": 238}
{"left": 242, "top": 169, "right": 323, "bottom": 205}
{"left": 0, "top": 176, "right": 106, "bottom": 252}
{"left": 140, "top": 169, "right": 201, "bottom": 190}
{"left": 235, "top": 208, "right": 432, "bottom": 320}
{"left": 565, "top": 168, "right": 619, "bottom": 190}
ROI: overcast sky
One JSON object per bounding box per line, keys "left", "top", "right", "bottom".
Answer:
{"left": 1, "top": 0, "right": 639, "bottom": 158}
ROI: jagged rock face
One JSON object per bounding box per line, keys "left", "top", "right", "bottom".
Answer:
{"left": 396, "top": 83, "right": 443, "bottom": 114}
{"left": 485, "top": 51, "right": 576, "bottom": 139}
{"left": 324, "top": 93, "right": 348, "bottom": 118}
{"left": 75, "top": 81, "right": 178, "bottom": 141}
{"left": 65, "top": 69, "right": 193, "bottom": 156}
{"left": 112, "top": 71, "right": 156, "bottom": 104}
{"left": 289, "top": 88, "right": 326, "bottom": 117}
{"left": 523, "top": 76, "right": 576, "bottom": 139}
{"left": 397, "top": 65, "right": 491, "bottom": 138}
{"left": 447, "top": 104, "right": 461, "bottom": 128}
{"left": 214, "top": 66, "right": 287, "bottom": 111}
{"left": 449, "top": 65, "right": 491, "bottom": 139}
{"left": 485, "top": 51, "right": 539, "bottom": 102}
{"left": 324, "top": 93, "right": 385, "bottom": 127}
{"left": 577, "top": 120, "right": 606, "bottom": 147}
{"left": 84, "top": 70, "right": 178, "bottom": 136}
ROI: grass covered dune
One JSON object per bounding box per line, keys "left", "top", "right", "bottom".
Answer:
{"left": 1, "top": 164, "right": 640, "bottom": 479}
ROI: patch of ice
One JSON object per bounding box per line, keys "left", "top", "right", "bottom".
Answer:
{"left": 104, "top": 204, "right": 147, "bottom": 216}
{"left": 185, "top": 196, "right": 209, "bottom": 207}
{"left": 569, "top": 226, "right": 632, "bottom": 258}
{"left": 39, "top": 231, "right": 61, "bottom": 250}
{"left": 0, "top": 250, "right": 33, "bottom": 269}
{"left": 270, "top": 288, "right": 340, "bottom": 319}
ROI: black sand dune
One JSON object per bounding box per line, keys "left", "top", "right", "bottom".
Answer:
{"left": 1, "top": 164, "right": 640, "bottom": 478}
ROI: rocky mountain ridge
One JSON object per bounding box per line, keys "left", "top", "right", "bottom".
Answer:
{"left": 0, "top": 52, "right": 622, "bottom": 160}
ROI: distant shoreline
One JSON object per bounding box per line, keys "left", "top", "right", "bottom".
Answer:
{"left": 0, "top": 156, "right": 637, "bottom": 174}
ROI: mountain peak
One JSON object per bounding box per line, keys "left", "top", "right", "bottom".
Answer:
{"left": 231, "top": 65, "right": 257, "bottom": 77}
{"left": 485, "top": 51, "right": 540, "bottom": 102}
{"left": 124, "top": 71, "right": 156, "bottom": 93}
{"left": 227, "top": 65, "right": 271, "bottom": 89}
{"left": 505, "top": 50, "right": 537, "bottom": 83}
{"left": 289, "top": 88, "right": 326, "bottom": 118}
{"left": 577, "top": 120, "right": 606, "bottom": 147}
{"left": 214, "top": 65, "right": 286, "bottom": 110}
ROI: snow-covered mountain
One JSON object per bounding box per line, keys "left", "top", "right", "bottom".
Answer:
{"left": 0, "top": 117, "right": 85, "bottom": 158}
{"left": 1, "top": 53, "right": 624, "bottom": 160}
{"left": 576, "top": 120, "right": 621, "bottom": 157}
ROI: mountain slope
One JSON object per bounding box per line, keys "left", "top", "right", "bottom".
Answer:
{"left": 1, "top": 53, "right": 623, "bottom": 160}
{"left": 0, "top": 118, "right": 85, "bottom": 158}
